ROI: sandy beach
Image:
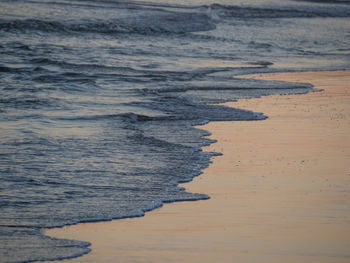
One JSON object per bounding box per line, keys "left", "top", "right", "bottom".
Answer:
{"left": 46, "top": 70, "right": 350, "bottom": 263}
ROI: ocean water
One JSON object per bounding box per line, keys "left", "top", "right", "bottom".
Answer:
{"left": 0, "top": 0, "right": 350, "bottom": 262}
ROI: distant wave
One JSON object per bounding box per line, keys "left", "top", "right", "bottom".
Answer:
{"left": 1, "top": 3, "right": 349, "bottom": 35}
{"left": 0, "top": 12, "right": 215, "bottom": 34}
{"left": 201, "top": 3, "right": 350, "bottom": 19}
{"left": 293, "top": 0, "right": 350, "bottom": 4}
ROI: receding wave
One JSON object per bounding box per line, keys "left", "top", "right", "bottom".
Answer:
{"left": 55, "top": 112, "right": 158, "bottom": 122}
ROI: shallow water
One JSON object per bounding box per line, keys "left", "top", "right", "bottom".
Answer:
{"left": 0, "top": 0, "right": 350, "bottom": 262}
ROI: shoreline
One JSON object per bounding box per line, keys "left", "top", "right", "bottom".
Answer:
{"left": 45, "top": 70, "right": 350, "bottom": 263}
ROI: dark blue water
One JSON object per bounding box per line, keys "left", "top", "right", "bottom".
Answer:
{"left": 1, "top": 0, "right": 350, "bottom": 262}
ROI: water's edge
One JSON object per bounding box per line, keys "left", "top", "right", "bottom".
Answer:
{"left": 41, "top": 68, "right": 334, "bottom": 263}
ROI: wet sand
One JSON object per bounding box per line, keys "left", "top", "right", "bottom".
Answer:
{"left": 46, "top": 71, "right": 350, "bottom": 263}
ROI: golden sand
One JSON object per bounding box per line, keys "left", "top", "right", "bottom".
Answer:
{"left": 46, "top": 71, "right": 350, "bottom": 263}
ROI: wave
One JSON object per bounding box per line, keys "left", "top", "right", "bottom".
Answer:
{"left": 202, "top": 3, "right": 350, "bottom": 19}
{"left": 0, "top": 12, "right": 215, "bottom": 35}
{"left": 140, "top": 76, "right": 314, "bottom": 95}
{"left": 54, "top": 112, "right": 158, "bottom": 122}
{"left": 0, "top": 95, "right": 62, "bottom": 110}
{"left": 1, "top": 2, "right": 349, "bottom": 36}
{"left": 293, "top": 0, "right": 350, "bottom": 4}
